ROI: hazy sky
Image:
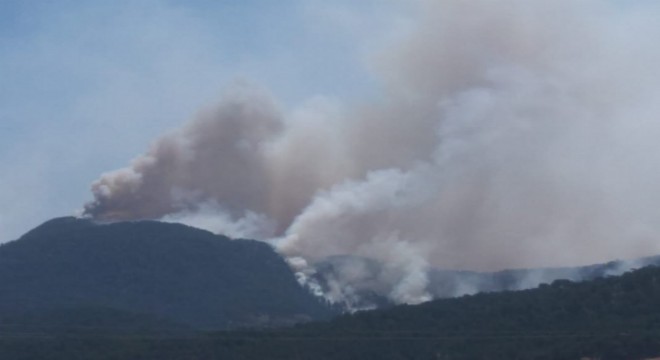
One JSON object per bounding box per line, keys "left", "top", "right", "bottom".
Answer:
{"left": 5, "top": 1, "right": 660, "bottom": 308}
{"left": 0, "top": 0, "right": 404, "bottom": 241}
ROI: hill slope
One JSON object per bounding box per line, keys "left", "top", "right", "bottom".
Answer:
{"left": 3, "top": 264, "right": 660, "bottom": 359}
{"left": 310, "top": 253, "right": 660, "bottom": 309}
{"left": 0, "top": 217, "right": 334, "bottom": 330}
{"left": 283, "top": 265, "right": 660, "bottom": 359}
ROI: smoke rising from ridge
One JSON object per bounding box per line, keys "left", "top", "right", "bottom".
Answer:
{"left": 84, "top": 1, "right": 660, "bottom": 305}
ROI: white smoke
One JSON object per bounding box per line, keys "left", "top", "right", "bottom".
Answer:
{"left": 84, "top": 1, "right": 660, "bottom": 306}
{"left": 161, "top": 200, "right": 276, "bottom": 240}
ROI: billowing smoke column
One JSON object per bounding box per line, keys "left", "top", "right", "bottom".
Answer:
{"left": 84, "top": 0, "right": 660, "bottom": 306}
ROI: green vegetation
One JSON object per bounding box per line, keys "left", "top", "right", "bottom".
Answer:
{"left": 2, "top": 263, "right": 660, "bottom": 358}
{"left": 3, "top": 217, "right": 660, "bottom": 359}
{"left": 0, "top": 217, "right": 334, "bottom": 331}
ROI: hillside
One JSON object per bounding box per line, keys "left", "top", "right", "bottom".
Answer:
{"left": 0, "top": 217, "right": 334, "bottom": 330}
{"left": 311, "top": 254, "right": 660, "bottom": 309}
{"left": 269, "top": 265, "right": 660, "bottom": 359}
{"left": 3, "top": 217, "right": 660, "bottom": 358}
{"left": 5, "top": 265, "right": 659, "bottom": 359}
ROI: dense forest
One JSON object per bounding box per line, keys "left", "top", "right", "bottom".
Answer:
{"left": 2, "top": 264, "right": 660, "bottom": 359}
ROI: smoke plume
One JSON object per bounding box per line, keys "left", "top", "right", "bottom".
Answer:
{"left": 84, "top": 0, "right": 660, "bottom": 306}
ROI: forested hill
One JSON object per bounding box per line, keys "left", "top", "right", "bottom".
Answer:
{"left": 263, "top": 265, "right": 660, "bottom": 359}
{"left": 3, "top": 262, "right": 660, "bottom": 359}
{"left": 311, "top": 254, "right": 660, "bottom": 310}
{"left": 0, "top": 217, "right": 335, "bottom": 330}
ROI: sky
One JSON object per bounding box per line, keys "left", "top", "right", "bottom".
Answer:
{"left": 0, "top": 0, "right": 405, "bottom": 242}
{"left": 3, "top": 0, "right": 660, "bottom": 277}
{"left": 5, "top": 0, "right": 660, "bottom": 307}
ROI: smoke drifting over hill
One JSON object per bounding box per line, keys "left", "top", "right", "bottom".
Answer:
{"left": 84, "top": 1, "right": 660, "bottom": 305}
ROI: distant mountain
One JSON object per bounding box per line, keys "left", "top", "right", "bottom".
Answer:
{"left": 0, "top": 217, "right": 335, "bottom": 331}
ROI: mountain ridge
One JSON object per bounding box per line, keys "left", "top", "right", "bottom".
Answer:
{"left": 0, "top": 217, "right": 335, "bottom": 330}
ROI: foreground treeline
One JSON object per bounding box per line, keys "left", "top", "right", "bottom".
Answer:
{"left": 3, "top": 265, "right": 660, "bottom": 359}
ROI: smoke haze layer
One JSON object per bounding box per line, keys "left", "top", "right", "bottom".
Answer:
{"left": 84, "top": 1, "right": 660, "bottom": 304}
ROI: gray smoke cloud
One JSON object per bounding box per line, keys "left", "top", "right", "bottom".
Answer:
{"left": 84, "top": 1, "right": 660, "bottom": 306}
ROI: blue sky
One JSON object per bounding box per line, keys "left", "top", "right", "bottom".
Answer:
{"left": 0, "top": 0, "right": 402, "bottom": 241}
